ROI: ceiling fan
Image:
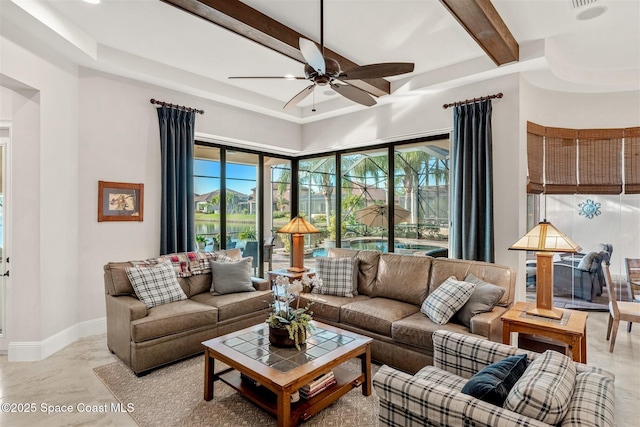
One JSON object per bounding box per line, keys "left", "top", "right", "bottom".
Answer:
{"left": 228, "top": 0, "right": 414, "bottom": 110}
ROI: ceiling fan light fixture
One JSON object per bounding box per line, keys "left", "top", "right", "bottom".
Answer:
{"left": 229, "top": 0, "right": 414, "bottom": 109}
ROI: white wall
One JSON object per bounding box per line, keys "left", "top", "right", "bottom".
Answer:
{"left": 76, "top": 69, "right": 302, "bottom": 324}
{"left": 0, "top": 36, "right": 79, "bottom": 358}
{"left": 1, "top": 35, "right": 302, "bottom": 359}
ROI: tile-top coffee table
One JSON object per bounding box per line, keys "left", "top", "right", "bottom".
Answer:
{"left": 202, "top": 321, "right": 373, "bottom": 427}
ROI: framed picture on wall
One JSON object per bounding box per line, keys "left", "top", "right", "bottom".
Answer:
{"left": 98, "top": 181, "right": 144, "bottom": 222}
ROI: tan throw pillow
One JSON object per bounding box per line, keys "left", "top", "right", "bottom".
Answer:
{"left": 454, "top": 273, "right": 505, "bottom": 327}
{"left": 209, "top": 258, "right": 255, "bottom": 295}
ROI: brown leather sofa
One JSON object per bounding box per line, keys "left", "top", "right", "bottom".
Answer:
{"left": 299, "top": 249, "right": 516, "bottom": 373}
{"left": 103, "top": 249, "right": 272, "bottom": 375}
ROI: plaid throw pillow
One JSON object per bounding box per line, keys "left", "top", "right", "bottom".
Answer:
{"left": 126, "top": 261, "right": 187, "bottom": 308}
{"left": 313, "top": 256, "right": 357, "bottom": 297}
{"left": 504, "top": 349, "right": 576, "bottom": 424}
{"left": 421, "top": 276, "right": 476, "bottom": 325}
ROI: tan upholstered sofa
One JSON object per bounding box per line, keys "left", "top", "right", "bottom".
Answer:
{"left": 103, "top": 249, "right": 272, "bottom": 375}
{"left": 299, "top": 249, "right": 516, "bottom": 373}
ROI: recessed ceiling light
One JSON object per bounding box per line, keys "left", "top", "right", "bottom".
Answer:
{"left": 576, "top": 5, "right": 607, "bottom": 20}
{"left": 83, "top": 0, "right": 101, "bottom": 4}
{"left": 569, "top": 0, "right": 607, "bottom": 21}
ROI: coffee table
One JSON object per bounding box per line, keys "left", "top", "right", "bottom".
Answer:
{"left": 202, "top": 321, "right": 373, "bottom": 427}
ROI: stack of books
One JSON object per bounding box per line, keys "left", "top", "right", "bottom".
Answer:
{"left": 299, "top": 371, "right": 336, "bottom": 399}
{"left": 240, "top": 373, "right": 261, "bottom": 388}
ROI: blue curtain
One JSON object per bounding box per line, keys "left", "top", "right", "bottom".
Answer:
{"left": 451, "top": 100, "right": 494, "bottom": 262}
{"left": 157, "top": 107, "right": 195, "bottom": 254}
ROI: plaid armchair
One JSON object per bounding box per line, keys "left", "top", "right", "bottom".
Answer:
{"left": 373, "top": 330, "right": 615, "bottom": 427}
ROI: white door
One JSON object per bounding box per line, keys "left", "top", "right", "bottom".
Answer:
{"left": 0, "top": 128, "right": 10, "bottom": 351}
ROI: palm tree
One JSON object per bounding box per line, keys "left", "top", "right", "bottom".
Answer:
{"left": 300, "top": 157, "right": 336, "bottom": 228}
{"left": 342, "top": 153, "right": 388, "bottom": 214}
{"left": 395, "top": 151, "right": 428, "bottom": 224}
{"left": 274, "top": 166, "right": 290, "bottom": 212}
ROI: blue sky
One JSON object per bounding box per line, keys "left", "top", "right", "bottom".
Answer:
{"left": 194, "top": 160, "right": 256, "bottom": 195}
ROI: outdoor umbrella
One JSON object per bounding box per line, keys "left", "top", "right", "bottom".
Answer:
{"left": 355, "top": 204, "right": 410, "bottom": 227}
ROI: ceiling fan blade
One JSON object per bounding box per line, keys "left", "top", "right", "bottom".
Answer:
{"left": 228, "top": 76, "right": 306, "bottom": 79}
{"left": 283, "top": 84, "right": 315, "bottom": 110}
{"left": 299, "top": 37, "right": 325, "bottom": 75}
{"left": 330, "top": 83, "right": 376, "bottom": 107}
{"left": 340, "top": 63, "right": 415, "bottom": 80}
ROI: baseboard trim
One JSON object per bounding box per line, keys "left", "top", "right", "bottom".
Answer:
{"left": 8, "top": 317, "right": 106, "bottom": 361}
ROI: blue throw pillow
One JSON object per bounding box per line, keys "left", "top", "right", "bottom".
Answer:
{"left": 461, "top": 354, "right": 528, "bottom": 406}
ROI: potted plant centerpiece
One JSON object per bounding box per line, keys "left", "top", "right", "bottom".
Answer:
{"left": 266, "top": 274, "right": 322, "bottom": 349}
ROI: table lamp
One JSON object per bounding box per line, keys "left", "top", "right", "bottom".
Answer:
{"left": 277, "top": 215, "right": 320, "bottom": 272}
{"left": 509, "top": 220, "right": 581, "bottom": 319}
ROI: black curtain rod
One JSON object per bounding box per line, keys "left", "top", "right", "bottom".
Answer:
{"left": 150, "top": 98, "right": 204, "bottom": 114}
{"left": 442, "top": 92, "right": 503, "bottom": 109}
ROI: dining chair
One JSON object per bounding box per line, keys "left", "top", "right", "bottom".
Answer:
{"left": 625, "top": 258, "right": 640, "bottom": 332}
{"left": 625, "top": 258, "right": 640, "bottom": 302}
{"left": 603, "top": 262, "right": 640, "bottom": 352}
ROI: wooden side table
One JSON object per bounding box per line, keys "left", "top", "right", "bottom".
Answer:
{"left": 501, "top": 301, "right": 588, "bottom": 363}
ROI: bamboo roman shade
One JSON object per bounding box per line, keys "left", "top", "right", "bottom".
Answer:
{"left": 526, "top": 122, "right": 544, "bottom": 194}
{"left": 526, "top": 122, "right": 640, "bottom": 195}
{"left": 545, "top": 127, "right": 578, "bottom": 194}
{"left": 625, "top": 127, "right": 640, "bottom": 194}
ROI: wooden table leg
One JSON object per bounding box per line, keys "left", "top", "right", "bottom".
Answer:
{"left": 581, "top": 325, "right": 587, "bottom": 364}
{"left": 276, "top": 390, "right": 291, "bottom": 427}
{"left": 204, "top": 349, "right": 215, "bottom": 401}
{"left": 569, "top": 336, "right": 580, "bottom": 363}
{"left": 360, "top": 344, "right": 372, "bottom": 396}
{"left": 502, "top": 323, "right": 511, "bottom": 345}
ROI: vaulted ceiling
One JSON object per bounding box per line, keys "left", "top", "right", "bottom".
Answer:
{"left": 1, "top": 0, "right": 638, "bottom": 123}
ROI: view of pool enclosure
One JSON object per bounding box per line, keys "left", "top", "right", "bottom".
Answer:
{"left": 193, "top": 137, "right": 450, "bottom": 277}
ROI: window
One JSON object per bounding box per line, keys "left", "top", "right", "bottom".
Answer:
{"left": 394, "top": 140, "right": 449, "bottom": 254}
{"left": 194, "top": 145, "right": 221, "bottom": 250}
{"left": 341, "top": 148, "right": 389, "bottom": 250}
{"left": 195, "top": 134, "right": 450, "bottom": 275}
{"left": 524, "top": 123, "right": 640, "bottom": 309}
{"left": 298, "top": 156, "right": 336, "bottom": 268}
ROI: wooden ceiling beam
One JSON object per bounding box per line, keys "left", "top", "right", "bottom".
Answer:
{"left": 439, "top": 0, "right": 519, "bottom": 66}
{"left": 161, "top": 0, "right": 389, "bottom": 97}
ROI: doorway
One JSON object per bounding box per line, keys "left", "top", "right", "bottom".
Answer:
{"left": 0, "top": 125, "right": 10, "bottom": 351}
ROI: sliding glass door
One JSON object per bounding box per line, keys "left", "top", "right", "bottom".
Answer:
{"left": 226, "top": 151, "right": 260, "bottom": 274}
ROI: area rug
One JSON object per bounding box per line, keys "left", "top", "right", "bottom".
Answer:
{"left": 94, "top": 355, "right": 380, "bottom": 427}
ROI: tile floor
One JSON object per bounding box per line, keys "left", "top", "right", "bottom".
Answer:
{"left": 0, "top": 311, "right": 637, "bottom": 426}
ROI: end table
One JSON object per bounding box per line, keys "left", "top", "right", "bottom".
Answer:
{"left": 501, "top": 301, "right": 588, "bottom": 363}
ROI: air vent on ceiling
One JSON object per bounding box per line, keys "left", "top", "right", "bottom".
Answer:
{"left": 569, "top": 0, "right": 608, "bottom": 20}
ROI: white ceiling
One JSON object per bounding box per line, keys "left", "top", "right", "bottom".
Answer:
{"left": 1, "top": 0, "right": 639, "bottom": 123}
